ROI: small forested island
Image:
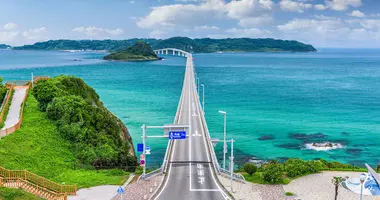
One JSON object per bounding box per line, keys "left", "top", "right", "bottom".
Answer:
{"left": 104, "top": 41, "right": 160, "bottom": 61}
{"left": 14, "top": 37, "right": 317, "bottom": 53}
{"left": 0, "top": 44, "right": 11, "bottom": 49}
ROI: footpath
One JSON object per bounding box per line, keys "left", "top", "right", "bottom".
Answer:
{"left": 1, "top": 86, "right": 27, "bottom": 130}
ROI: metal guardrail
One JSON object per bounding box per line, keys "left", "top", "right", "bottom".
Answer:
{"left": 0, "top": 90, "right": 9, "bottom": 113}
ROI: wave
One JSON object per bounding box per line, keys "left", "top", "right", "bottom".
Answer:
{"left": 303, "top": 142, "right": 345, "bottom": 151}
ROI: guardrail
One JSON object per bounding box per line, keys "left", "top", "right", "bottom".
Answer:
{"left": 0, "top": 177, "right": 67, "bottom": 200}
{"left": 0, "top": 166, "right": 76, "bottom": 195}
{"left": 0, "top": 87, "right": 12, "bottom": 123}
{"left": 0, "top": 84, "right": 30, "bottom": 138}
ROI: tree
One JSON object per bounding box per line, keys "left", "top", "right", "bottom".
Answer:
{"left": 332, "top": 176, "right": 342, "bottom": 200}
{"left": 243, "top": 163, "right": 257, "bottom": 176}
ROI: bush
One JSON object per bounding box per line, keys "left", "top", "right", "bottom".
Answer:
{"left": 261, "top": 163, "right": 283, "bottom": 184}
{"left": 243, "top": 163, "right": 258, "bottom": 176}
{"left": 283, "top": 178, "right": 291, "bottom": 184}
{"left": 285, "top": 192, "right": 294, "bottom": 196}
{"left": 285, "top": 159, "right": 321, "bottom": 178}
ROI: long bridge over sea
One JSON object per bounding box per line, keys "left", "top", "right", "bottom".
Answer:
{"left": 141, "top": 48, "right": 245, "bottom": 200}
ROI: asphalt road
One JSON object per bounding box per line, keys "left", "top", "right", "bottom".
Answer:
{"left": 155, "top": 54, "right": 228, "bottom": 200}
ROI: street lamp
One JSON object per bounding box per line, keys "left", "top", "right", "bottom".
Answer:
{"left": 197, "top": 77, "right": 200, "bottom": 95}
{"left": 201, "top": 84, "right": 205, "bottom": 111}
{"left": 218, "top": 110, "right": 227, "bottom": 169}
{"left": 360, "top": 173, "right": 367, "bottom": 200}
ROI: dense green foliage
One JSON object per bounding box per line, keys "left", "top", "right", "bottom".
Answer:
{"left": 241, "top": 158, "right": 366, "bottom": 184}
{"left": 32, "top": 76, "right": 136, "bottom": 170}
{"left": 0, "top": 187, "right": 42, "bottom": 200}
{"left": 243, "top": 163, "right": 257, "bottom": 176}
{"left": 14, "top": 37, "right": 317, "bottom": 52}
{"left": 0, "top": 94, "right": 130, "bottom": 188}
{"left": 104, "top": 41, "right": 159, "bottom": 61}
{"left": 0, "top": 77, "right": 7, "bottom": 105}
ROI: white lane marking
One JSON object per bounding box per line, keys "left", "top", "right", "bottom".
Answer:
{"left": 190, "top": 189, "right": 221, "bottom": 192}
{"left": 154, "top": 56, "right": 190, "bottom": 200}
{"left": 188, "top": 60, "right": 193, "bottom": 191}
{"left": 191, "top": 76, "right": 230, "bottom": 200}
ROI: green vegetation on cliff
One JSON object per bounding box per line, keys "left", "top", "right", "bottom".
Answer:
{"left": 32, "top": 75, "right": 137, "bottom": 170}
{"left": 0, "top": 93, "right": 130, "bottom": 188}
{"left": 14, "top": 37, "right": 317, "bottom": 52}
{"left": 0, "top": 77, "right": 7, "bottom": 104}
{"left": 104, "top": 41, "right": 159, "bottom": 61}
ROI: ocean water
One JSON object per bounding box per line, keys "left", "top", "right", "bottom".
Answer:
{"left": 0, "top": 49, "right": 379, "bottom": 168}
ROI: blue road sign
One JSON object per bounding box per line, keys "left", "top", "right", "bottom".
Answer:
{"left": 137, "top": 143, "right": 144, "bottom": 152}
{"left": 146, "top": 146, "right": 150, "bottom": 151}
{"left": 117, "top": 186, "right": 125, "bottom": 194}
{"left": 169, "top": 131, "right": 186, "bottom": 140}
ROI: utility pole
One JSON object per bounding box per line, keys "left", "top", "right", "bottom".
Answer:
{"left": 201, "top": 84, "right": 205, "bottom": 112}
{"left": 230, "top": 139, "right": 234, "bottom": 192}
{"left": 219, "top": 110, "right": 227, "bottom": 169}
{"left": 31, "top": 72, "right": 34, "bottom": 87}
{"left": 142, "top": 124, "right": 146, "bottom": 179}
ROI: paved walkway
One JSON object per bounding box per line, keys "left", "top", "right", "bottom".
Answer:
{"left": 111, "top": 175, "right": 163, "bottom": 200}
{"left": 1, "top": 86, "right": 27, "bottom": 130}
{"left": 283, "top": 171, "right": 379, "bottom": 200}
{"left": 68, "top": 175, "right": 135, "bottom": 200}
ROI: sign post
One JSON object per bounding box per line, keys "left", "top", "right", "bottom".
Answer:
{"left": 168, "top": 131, "right": 187, "bottom": 140}
{"left": 117, "top": 186, "right": 125, "bottom": 200}
{"left": 142, "top": 125, "right": 147, "bottom": 179}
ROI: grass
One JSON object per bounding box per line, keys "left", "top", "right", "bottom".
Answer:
{"left": 241, "top": 172, "right": 268, "bottom": 184}
{"left": 0, "top": 94, "right": 129, "bottom": 189}
{"left": 0, "top": 187, "right": 42, "bottom": 200}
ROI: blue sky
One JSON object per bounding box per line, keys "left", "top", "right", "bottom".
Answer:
{"left": 0, "top": 0, "right": 380, "bottom": 47}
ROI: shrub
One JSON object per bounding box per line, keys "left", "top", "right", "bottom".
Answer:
{"left": 243, "top": 163, "right": 258, "bottom": 176}
{"left": 285, "top": 192, "right": 294, "bottom": 196}
{"left": 261, "top": 163, "right": 283, "bottom": 183}
{"left": 285, "top": 159, "right": 321, "bottom": 178}
{"left": 283, "top": 178, "right": 291, "bottom": 184}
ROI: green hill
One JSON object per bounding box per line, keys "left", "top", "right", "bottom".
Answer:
{"left": 14, "top": 37, "right": 317, "bottom": 52}
{"left": 0, "top": 44, "right": 11, "bottom": 49}
{"left": 104, "top": 41, "right": 159, "bottom": 61}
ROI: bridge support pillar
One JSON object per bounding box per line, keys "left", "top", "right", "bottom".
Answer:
{"left": 173, "top": 51, "right": 175, "bottom": 55}
{"left": 166, "top": 50, "right": 168, "bottom": 55}
{"left": 178, "top": 51, "right": 181, "bottom": 56}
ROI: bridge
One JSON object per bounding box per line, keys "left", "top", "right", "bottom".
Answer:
{"left": 141, "top": 48, "right": 244, "bottom": 200}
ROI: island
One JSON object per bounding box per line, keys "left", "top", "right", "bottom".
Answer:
{"left": 103, "top": 41, "right": 160, "bottom": 61}
{"left": 14, "top": 37, "right": 317, "bottom": 53}
{"left": 0, "top": 44, "right": 11, "bottom": 49}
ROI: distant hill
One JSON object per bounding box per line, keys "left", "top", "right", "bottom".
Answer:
{"left": 104, "top": 41, "right": 159, "bottom": 61}
{"left": 0, "top": 44, "right": 11, "bottom": 49}
{"left": 14, "top": 37, "right": 317, "bottom": 52}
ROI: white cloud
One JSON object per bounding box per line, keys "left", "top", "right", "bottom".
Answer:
{"left": 238, "top": 15, "right": 273, "bottom": 28}
{"left": 137, "top": 0, "right": 274, "bottom": 30}
{"left": 22, "top": 27, "right": 47, "bottom": 40}
{"left": 3, "top": 23, "right": 18, "bottom": 30}
{"left": 325, "top": 0, "right": 361, "bottom": 11}
{"left": 277, "top": 17, "right": 380, "bottom": 47}
{"left": 370, "top": 13, "right": 380, "bottom": 18}
{"left": 149, "top": 29, "right": 168, "bottom": 38}
{"left": 105, "top": 28, "right": 124, "bottom": 35}
{"left": 193, "top": 25, "right": 220, "bottom": 30}
{"left": 0, "top": 31, "right": 19, "bottom": 42}
{"left": 314, "top": 4, "right": 326, "bottom": 10}
{"left": 279, "top": 0, "right": 313, "bottom": 12}
{"left": 72, "top": 26, "right": 124, "bottom": 37}
{"left": 226, "top": 27, "right": 271, "bottom": 37}
{"left": 348, "top": 10, "right": 365, "bottom": 18}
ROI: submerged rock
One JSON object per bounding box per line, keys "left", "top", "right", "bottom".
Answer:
{"left": 258, "top": 135, "right": 275, "bottom": 141}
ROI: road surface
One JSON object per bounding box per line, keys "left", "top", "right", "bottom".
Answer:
{"left": 155, "top": 54, "right": 229, "bottom": 200}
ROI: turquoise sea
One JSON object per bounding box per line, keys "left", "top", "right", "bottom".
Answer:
{"left": 1, "top": 49, "right": 380, "bottom": 168}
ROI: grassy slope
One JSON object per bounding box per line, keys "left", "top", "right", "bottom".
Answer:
{"left": 0, "top": 187, "right": 42, "bottom": 200}
{"left": 0, "top": 94, "right": 129, "bottom": 188}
